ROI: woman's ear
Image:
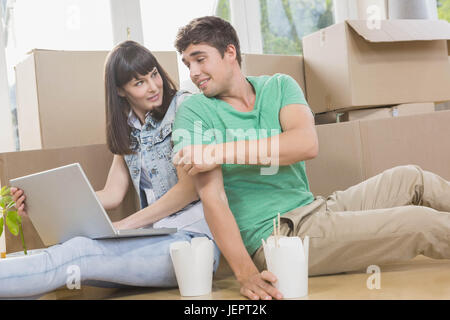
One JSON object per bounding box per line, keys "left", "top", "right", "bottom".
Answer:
{"left": 117, "top": 87, "right": 126, "bottom": 98}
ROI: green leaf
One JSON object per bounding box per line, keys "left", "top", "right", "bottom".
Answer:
{"left": 0, "top": 217, "right": 3, "bottom": 238}
{"left": 0, "top": 186, "right": 9, "bottom": 197}
{"left": 6, "top": 210, "right": 20, "bottom": 236}
{"left": 0, "top": 193, "right": 14, "bottom": 210}
{"left": 6, "top": 200, "right": 16, "bottom": 210}
{"left": 0, "top": 195, "right": 13, "bottom": 206}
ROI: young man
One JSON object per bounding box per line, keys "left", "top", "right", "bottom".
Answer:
{"left": 172, "top": 16, "right": 450, "bottom": 300}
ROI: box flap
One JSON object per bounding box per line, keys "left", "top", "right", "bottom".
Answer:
{"left": 346, "top": 19, "right": 450, "bottom": 43}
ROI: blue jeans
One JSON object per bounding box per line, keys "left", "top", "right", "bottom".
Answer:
{"left": 0, "top": 231, "right": 220, "bottom": 298}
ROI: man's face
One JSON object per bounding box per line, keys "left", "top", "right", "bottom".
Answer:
{"left": 181, "top": 43, "right": 233, "bottom": 97}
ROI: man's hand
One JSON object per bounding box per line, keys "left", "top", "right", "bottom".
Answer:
{"left": 190, "top": 166, "right": 283, "bottom": 300}
{"left": 238, "top": 270, "right": 283, "bottom": 300}
{"left": 172, "top": 145, "right": 220, "bottom": 176}
{"left": 10, "top": 187, "right": 28, "bottom": 218}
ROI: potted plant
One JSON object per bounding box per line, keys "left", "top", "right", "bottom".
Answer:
{"left": 0, "top": 186, "right": 27, "bottom": 256}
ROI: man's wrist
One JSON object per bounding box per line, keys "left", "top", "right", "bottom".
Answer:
{"left": 235, "top": 263, "right": 260, "bottom": 283}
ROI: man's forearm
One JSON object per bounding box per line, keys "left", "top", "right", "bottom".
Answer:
{"left": 216, "top": 128, "right": 317, "bottom": 166}
{"left": 201, "top": 197, "right": 259, "bottom": 281}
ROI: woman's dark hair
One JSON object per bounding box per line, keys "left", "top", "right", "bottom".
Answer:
{"left": 175, "top": 16, "right": 242, "bottom": 67}
{"left": 104, "top": 40, "right": 177, "bottom": 155}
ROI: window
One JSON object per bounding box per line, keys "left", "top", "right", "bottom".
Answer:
{"left": 140, "top": 0, "right": 217, "bottom": 86}
{"left": 215, "top": 0, "right": 231, "bottom": 22}
{"left": 2, "top": 0, "right": 113, "bottom": 150}
{"left": 259, "top": 0, "right": 334, "bottom": 55}
{"left": 437, "top": 0, "right": 450, "bottom": 21}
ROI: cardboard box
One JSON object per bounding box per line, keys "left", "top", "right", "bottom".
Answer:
{"left": 0, "top": 144, "right": 138, "bottom": 253}
{"left": 436, "top": 101, "right": 450, "bottom": 111}
{"left": 15, "top": 49, "right": 180, "bottom": 151}
{"left": 314, "top": 110, "right": 345, "bottom": 125}
{"left": 315, "top": 102, "right": 435, "bottom": 124}
{"left": 306, "top": 120, "right": 365, "bottom": 196}
{"left": 343, "top": 102, "right": 435, "bottom": 121}
{"left": 303, "top": 20, "right": 450, "bottom": 114}
{"left": 306, "top": 110, "right": 450, "bottom": 197}
{"left": 242, "top": 53, "right": 307, "bottom": 98}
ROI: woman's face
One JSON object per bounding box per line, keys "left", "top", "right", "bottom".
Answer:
{"left": 118, "top": 67, "right": 164, "bottom": 117}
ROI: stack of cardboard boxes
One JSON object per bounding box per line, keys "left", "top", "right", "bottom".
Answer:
{"left": 304, "top": 19, "right": 450, "bottom": 124}
{"left": 243, "top": 19, "right": 450, "bottom": 197}
{"left": 301, "top": 19, "right": 450, "bottom": 196}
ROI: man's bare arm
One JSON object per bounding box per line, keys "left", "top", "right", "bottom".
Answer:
{"left": 174, "top": 104, "right": 319, "bottom": 175}
{"left": 219, "top": 104, "right": 318, "bottom": 165}
{"left": 192, "top": 166, "right": 283, "bottom": 300}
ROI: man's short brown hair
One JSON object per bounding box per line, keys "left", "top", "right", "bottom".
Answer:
{"left": 175, "top": 16, "right": 242, "bottom": 67}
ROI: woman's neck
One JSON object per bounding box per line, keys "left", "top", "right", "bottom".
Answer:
{"left": 131, "top": 108, "right": 147, "bottom": 125}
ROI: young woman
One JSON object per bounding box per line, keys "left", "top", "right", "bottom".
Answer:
{"left": 4, "top": 40, "right": 220, "bottom": 298}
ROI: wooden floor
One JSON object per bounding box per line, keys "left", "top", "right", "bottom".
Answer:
{"left": 39, "top": 255, "right": 450, "bottom": 300}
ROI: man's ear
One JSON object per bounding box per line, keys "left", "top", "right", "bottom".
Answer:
{"left": 225, "top": 44, "right": 237, "bottom": 63}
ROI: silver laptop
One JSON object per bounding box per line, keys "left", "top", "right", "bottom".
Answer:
{"left": 9, "top": 163, "right": 177, "bottom": 246}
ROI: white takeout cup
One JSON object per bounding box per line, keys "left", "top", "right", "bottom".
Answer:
{"left": 169, "top": 237, "right": 214, "bottom": 297}
{"left": 263, "top": 235, "right": 309, "bottom": 299}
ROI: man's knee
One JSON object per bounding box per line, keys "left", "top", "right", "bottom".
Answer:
{"left": 388, "top": 164, "right": 424, "bottom": 184}
{"left": 398, "top": 206, "right": 441, "bottom": 234}
{"left": 391, "top": 164, "right": 422, "bottom": 175}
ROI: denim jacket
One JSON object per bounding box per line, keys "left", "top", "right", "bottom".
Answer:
{"left": 123, "top": 91, "right": 211, "bottom": 236}
{"left": 124, "top": 90, "right": 189, "bottom": 209}
{"left": 124, "top": 91, "right": 213, "bottom": 239}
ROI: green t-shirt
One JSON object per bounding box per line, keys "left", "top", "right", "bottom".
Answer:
{"left": 172, "top": 73, "right": 315, "bottom": 255}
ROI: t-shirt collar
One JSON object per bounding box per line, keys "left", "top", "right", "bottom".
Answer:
{"left": 127, "top": 109, "right": 158, "bottom": 130}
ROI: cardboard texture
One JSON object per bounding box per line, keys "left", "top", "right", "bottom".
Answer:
{"left": 242, "top": 53, "right": 307, "bottom": 97}
{"left": 314, "top": 110, "right": 345, "bottom": 125}
{"left": 303, "top": 20, "right": 450, "bottom": 114}
{"left": 15, "top": 49, "right": 179, "bottom": 151}
{"left": 306, "top": 110, "right": 450, "bottom": 197}
{"left": 0, "top": 144, "right": 138, "bottom": 253}
{"left": 343, "top": 102, "right": 435, "bottom": 121}
{"left": 306, "top": 121, "right": 364, "bottom": 197}
{"left": 359, "top": 111, "right": 450, "bottom": 181}
{"left": 315, "top": 102, "right": 435, "bottom": 124}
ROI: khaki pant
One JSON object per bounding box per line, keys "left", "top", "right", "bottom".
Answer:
{"left": 252, "top": 165, "right": 450, "bottom": 276}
